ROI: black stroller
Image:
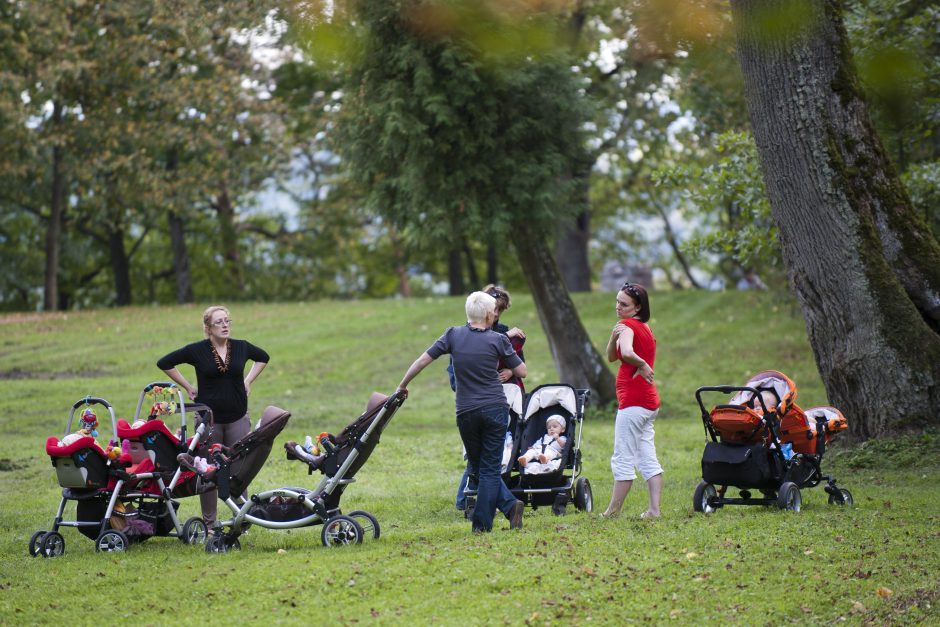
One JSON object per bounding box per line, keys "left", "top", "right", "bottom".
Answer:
{"left": 183, "top": 391, "right": 405, "bottom": 552}
{"left": 464, "top": 383, "right": 592, "bottom": 517}
{"left": 692, "top": 370, "right": 852, "bottom": 513}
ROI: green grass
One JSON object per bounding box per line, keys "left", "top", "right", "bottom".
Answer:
{"left": 0, "top": 291, "right": 937, "bottom": 625}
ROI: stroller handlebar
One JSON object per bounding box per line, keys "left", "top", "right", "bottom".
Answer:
{"left": 694, "top": 385, "right": 775, "bottom": 415}
{"left": 72, "top": 396, "right": 111, "bottom": 410}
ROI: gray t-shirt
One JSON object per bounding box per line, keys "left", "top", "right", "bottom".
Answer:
{"left": 427, "top": 324, "right": 523, "bottom": 415}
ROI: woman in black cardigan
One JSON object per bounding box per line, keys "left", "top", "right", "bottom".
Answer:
{"left": 157, "top": 305, "right": 269, "bottom": 530}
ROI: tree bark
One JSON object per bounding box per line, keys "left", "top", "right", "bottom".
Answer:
{"left": 213, "top": 184, "right": 246, "bottom": 297}
{"left": 555, "top": 160, "right": 592, "bottom": 293}
{"left": 486, "top": 243, "right": 498, "bottom": 286}
{"left": 448, "top": 248, "right": 464, "bottom": 296}
{"left": 462, "top": 242, "right": 479, "bottom": 289}
{"left": 168, "top": 210, "right": 194, "bottom": 304}
{"left": 513, "top": 221, "right": 616, "bottom": 406}
{"left": 731, "top": 0, "right": 940, "bottom": 437}
{"left": 108, "top": 227, "right": 132, "bottom": 306}
{"left": 43, "top": 100, "right": 65, "bottom": 312}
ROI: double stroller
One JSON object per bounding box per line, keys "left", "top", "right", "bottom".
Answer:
{"left": 179, "top": 391, "right": 406, "bottom": 552}
{"left": 463, "top": 383, "right": 593, "bottom": 518}
{"left": 32, "top": 385, "right": 212, "bottom": 557}
{"left": 692, "top": 370, "right": 851, "bottom": 513}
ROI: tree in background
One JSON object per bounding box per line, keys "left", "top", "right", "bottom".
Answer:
{"left": 731, "top": 0, "right": 940, "bottom": 436}
{"left": 335, "top": 0, "right": 616, "bottom": 403}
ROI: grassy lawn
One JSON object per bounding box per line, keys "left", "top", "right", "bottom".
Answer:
{"left": 0, "top": 291, "right": 937, "bottom": 625}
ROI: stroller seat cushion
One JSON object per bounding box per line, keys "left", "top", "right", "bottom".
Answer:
{"left": 45, "top": 435, "right": 108, "bottom": 458}
{"left": 117, "top": 418, "right": 180, "bottom": 445}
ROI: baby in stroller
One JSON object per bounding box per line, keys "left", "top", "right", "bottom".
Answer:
{"left": 518, "top": 414, "right": 567, "bottom": 473}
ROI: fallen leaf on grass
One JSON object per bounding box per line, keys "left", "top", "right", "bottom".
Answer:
{"left": 852, "top": 570, "right": 872, "bottom": 579}
{"left": 804, "top": 549, "right": 813, "bottom": 555}
{"left": 669, "top": 609, "right": 682, "bottom": 619}
{"left": 685, "top": 552, "right": 698, "bottom": 560}
{"left": 277, "top": 548, "right": 287, "bottom": 555}
{"left": 851, "top": 601, "right": 866, "bottom": 613}
{"left": 876, "top": 587, "right": 893, "bottom": 598}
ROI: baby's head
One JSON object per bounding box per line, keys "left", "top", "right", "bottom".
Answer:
{"left": 752, "top": 390, "right": 778, "bottom": 412}
{"left": 546, "top": 415, "right": 566, "bottom": 436}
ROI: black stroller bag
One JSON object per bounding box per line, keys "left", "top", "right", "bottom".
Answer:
{"left": 701, "top": 442, "right": 778, "bottom": 489}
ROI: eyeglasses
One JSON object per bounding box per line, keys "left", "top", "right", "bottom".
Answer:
{"left": 211, "top": 319, "right": 233, "bottom": 327}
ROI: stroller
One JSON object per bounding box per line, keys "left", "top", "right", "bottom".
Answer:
{"left": 32, "top": 394, "right": 208, "bottom": 557}
{"left": 464, "top": 383, "right": 593, "bottom": 518}
{"left": 180, "top": 391, "right": 405, "bottom": 552}
{"left": 692, "top": 370, "right": 851, "bottom": 513}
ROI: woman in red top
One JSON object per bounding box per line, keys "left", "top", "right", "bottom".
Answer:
{"left": 601, "top": 283, "right": 664, "bottom": 519}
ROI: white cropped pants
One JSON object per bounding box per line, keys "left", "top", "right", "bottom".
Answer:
{"left": 610, "top": 405, "right": 663, "bottom": 481}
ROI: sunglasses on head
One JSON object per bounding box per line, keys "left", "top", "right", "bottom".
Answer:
{"left": 622, "top": 283, "right": 641, "bottom": 298}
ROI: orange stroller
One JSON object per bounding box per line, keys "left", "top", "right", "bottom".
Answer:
{"left": 692, "top": 370, "right": 851, "bottom": 513}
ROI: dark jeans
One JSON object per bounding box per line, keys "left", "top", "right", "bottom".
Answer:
{"left": 457, "top": 404, "right": 516, "bottom": 532}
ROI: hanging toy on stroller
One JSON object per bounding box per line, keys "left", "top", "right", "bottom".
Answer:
{"left": 692, "top": 370, "right": 851, "bottom": 513}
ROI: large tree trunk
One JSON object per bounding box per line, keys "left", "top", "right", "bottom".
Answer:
{"left": 168, "top": 210, "right": 194, "bottom": 304}
{"left": 108, "top": 227, "right": 132, "bottom": 306}
{"left": 731, "top": 0, "right": 940, "bottom": 437}
{"left": 486, "top": 243, "right": 498, "bottom": 285}
{"left": 43, "top": 101, "right": 65, "bottom": 312}
{"left": 513, "top": 222, "right": 616, "bottom": 406}
{"left": 555, "top": 162, "right": 593, "bottom": 293}
{"left": 447, "top": 248, "right": 464, "bottom": 296}
{"left": 214, "top": 185, "right": 246, "bottom": 297}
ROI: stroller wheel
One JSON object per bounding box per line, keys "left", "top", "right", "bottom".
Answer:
{"left": 827, "top": 488, "right": 853, "bottom": 507}
{"left": 574, "top": 477, "right": 593, "bottom": 512}
{"left": 347, "top": 510, "right": 381, "bottom": 540}
{"left": 29, "top": 531, "right": 48, "bottom": 557}
{"left": 95, "top": 529, "right": 129, "bottom": 553}
{"left": 693, "top": 481, "right": 718, "bottom": 514}
{"left": 776, "top": 482, "right": 802, "bottom": 512}
{"left": 181, "top": 517, "right": 208, "bottom": 545}
{"left": 40, "top": 531, "right": 65, "bottom": 558}
{"left": 321, "top": 515, "right": 364, "bottom": 547}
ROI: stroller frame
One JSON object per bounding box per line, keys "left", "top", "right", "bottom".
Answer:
{"left": 692, "top": 385, "right": 852, "bottom": 513}
{"left": 463, "top": 384, "right": 593, "bottom": 518}
{"left": 204, "top": 392, "right": 406, "bottom": 552}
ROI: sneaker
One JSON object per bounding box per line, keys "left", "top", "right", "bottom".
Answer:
{"left": 509, "top": 500, "right": 524, "bottom": 530}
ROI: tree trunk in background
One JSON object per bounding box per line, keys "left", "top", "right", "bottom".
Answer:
{"left": 656, "top": 203, "right": 701, "bottom": 289}
{"left": 214, "top": 185, "right": 245, "bottom": 297}
{"left": 486, "top": 244, "right": 498, "bottom": 285}
{"left": 731, "top": 0, "right": 940, "bottom": 437}
{"left": 463, "top": 242, "right": 479, "bottom": 289}
{"left": 448, "top": 248, "right": 464, "bottom": 296}
{"left": 555, "top": 163, "right": 593, "bottom": 292}
{"left": 108, "top": 227, "right": 132, "bottom": 306}
{"left": 43, "top": 101, "right": 65, "bottom": 312}
{"left": 389, "top": 228, "right": 411, "bottom": 297}
{"left": 513, "top": 221, "right": 616, "bottom": 406}
{"left": 168, "top": 210, "right": 194, "bottom": 303}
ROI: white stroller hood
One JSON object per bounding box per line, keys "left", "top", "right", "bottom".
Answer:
{"left": 503, "top": 383, "right": 523, "bottom": 416}
{"left": 523, "top": 385, "right": 577, "bottom": 423}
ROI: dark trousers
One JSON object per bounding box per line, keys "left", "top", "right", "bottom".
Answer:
{"left": 457, "top": 404, "right": 516, "bottom": 532}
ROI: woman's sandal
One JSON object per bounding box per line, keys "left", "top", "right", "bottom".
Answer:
{"left": 639, "top": 511, "right": 660, "bottom": 520}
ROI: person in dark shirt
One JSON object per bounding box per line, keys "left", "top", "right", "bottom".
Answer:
{"left": 453, "top": 284, "right": 526, "bottom": 510}
{"left": 156, "top": 305, "right": 269, "bottom": 530}
{"left": 398, "top": 291, "right": 527, "bottom": 533}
